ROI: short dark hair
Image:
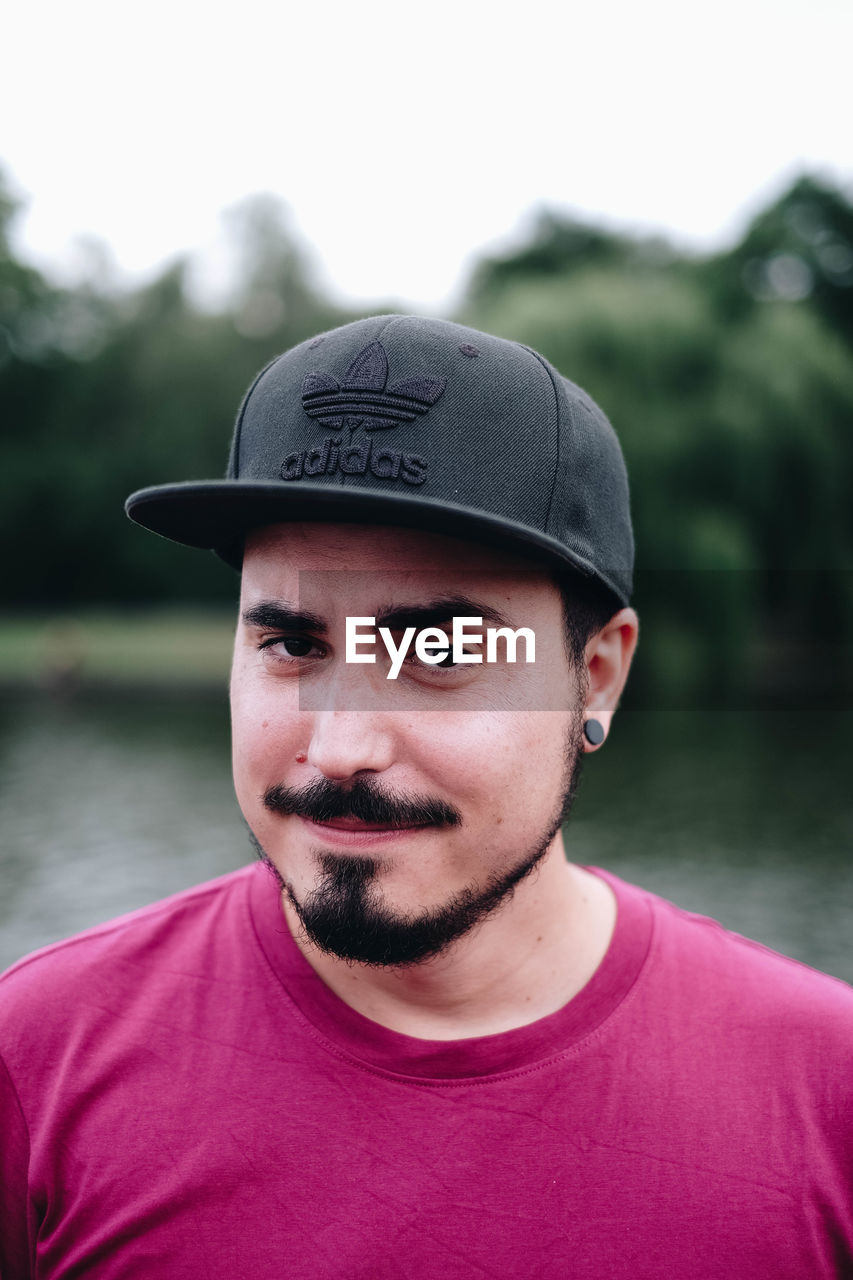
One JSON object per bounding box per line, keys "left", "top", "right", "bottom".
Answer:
{"left": 556, "top": 574, "right": 619, "bottom": 670}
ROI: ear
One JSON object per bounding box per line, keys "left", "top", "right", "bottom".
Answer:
{"left": 581, "top": 608, "right": 638, "bottom": 751}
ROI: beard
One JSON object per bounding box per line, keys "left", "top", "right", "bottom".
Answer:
{"left": 251, "top": 715, "right": 586, "bottom": 969}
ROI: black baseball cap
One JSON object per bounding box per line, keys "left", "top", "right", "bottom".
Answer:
{"left": 125, "top": 315, "right": 634, "bottom": 608}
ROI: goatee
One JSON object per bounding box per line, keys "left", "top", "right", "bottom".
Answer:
{"left": 252, "top": 719, "right": 585, "bottom": 968}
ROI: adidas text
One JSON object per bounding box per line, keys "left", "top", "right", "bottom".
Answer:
{"left": 280, "top": 436, "right": 427, "bottom": 486}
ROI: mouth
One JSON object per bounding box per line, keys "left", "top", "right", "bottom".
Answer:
{"left": 299, "top": 815, "right": 433, "bottom": 847}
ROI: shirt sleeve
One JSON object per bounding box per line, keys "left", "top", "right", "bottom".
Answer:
{"left": 0, "top": 1052, "right": 33, "bottom": 1280}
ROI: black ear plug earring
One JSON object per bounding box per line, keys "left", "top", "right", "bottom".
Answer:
{"left": 583, "top": 719, "right": 605, "bottom": 747}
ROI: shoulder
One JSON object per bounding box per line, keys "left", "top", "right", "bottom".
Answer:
{"left": 653, "top": 883, "right": 852, "bottom": 1007}
{"left": 0, "top": 865, "right": 258, "bottom": 1034}
{"left": 600, "top": 869, "right": 853, "bottom": 1072}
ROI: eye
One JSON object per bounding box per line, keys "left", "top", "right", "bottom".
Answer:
{"left": 278, "top": 637, "right": 313, "bottom": 657}
{"left": 400, "top": 630, "right": 480, "bottom": 685}
{"left": 258, "top": 634, "right": 325, "bottom": 666}
{"left": 392, "top": 628, "right": 456, "bottom": 673}
{"left": 406, "top": 647, "right": 458, "bottom": 670}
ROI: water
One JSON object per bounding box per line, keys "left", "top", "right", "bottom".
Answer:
{"left": 1, "top": 694, "right": 850, "bottom": 983}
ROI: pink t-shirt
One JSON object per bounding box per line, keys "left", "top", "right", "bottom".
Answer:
{"left": 1, "top": 863, "right": 851, "bottom": 1278}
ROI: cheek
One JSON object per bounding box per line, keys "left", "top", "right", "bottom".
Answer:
{"left": 414, "top": 712, "right": 571, "bottom": 818}
{"left": 229, "top": 671, "right": 303, "bottom": 801}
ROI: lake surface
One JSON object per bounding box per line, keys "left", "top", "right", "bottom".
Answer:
{"left": 1, "top": 692, "right": 850, "bottom": 983}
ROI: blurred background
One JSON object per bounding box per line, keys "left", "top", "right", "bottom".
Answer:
{"left": 1, "top": 0, "right": 850, "bottom": 977}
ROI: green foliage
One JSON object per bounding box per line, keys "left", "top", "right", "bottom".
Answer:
{"left": 0, "top": 186, "right": 355, "bottom": 605}
{"left": 1, "top": 170, "right": 851, "bottom": 702}
{"left": 464, "top": 209, "right": 657, "bottom": 304}
{"left": 695, "top": 176, "right": 853, "bottom": 343}
{"left": 459, "top": 184, "right": 853, "bottom": 702}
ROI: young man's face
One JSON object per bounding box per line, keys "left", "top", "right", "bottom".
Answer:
{"left": 230, "top": 522, "right": 590, "bottom": 967}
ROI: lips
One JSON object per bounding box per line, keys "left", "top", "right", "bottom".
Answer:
{"left": 299, "top": 815, "right": 431, "bottom": 846}
{"left": 313, "top": 817, "right": 424, "bottom": 832}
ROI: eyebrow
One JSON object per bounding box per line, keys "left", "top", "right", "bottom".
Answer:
{"left": 241, "top": 602, "right": 328, "bottom": 633}
{"left": 240, "top": 595, "right": 512, "bottom": 635}
{"left": 374, "top": 596, "right": 511, "bottom": 632}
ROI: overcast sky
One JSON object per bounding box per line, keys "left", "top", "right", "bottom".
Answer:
{"left": 4, "top": 0, "right": 850, "bottom": 311}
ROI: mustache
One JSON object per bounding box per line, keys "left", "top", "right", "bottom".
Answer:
{"left": 263, "top": 776, "right": 461, "bottom": 829}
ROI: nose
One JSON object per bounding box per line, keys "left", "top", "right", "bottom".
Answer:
{"left": 305, "top": 709, "right": 395, "bottom": 781}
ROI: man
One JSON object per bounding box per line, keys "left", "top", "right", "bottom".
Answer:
{"left": 1, "top": 316, "right": 851, "bottom": 1278}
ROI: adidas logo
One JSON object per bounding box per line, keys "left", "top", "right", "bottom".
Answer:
{"left": 301, "top": 339, "right": 446, "bottom": 433}
{"left": 281, "top": 435, "right": 427, "bottom": 486}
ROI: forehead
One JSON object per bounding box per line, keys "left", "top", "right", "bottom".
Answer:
{"left": 240, "top": 522, "right": 559, "bottom": 610}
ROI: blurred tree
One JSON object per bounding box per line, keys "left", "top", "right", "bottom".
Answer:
{"left": 457, "top": 190, "right": 853, "bottom": 704}
{"left": 697, "top": 175, "right": 853, "bottom": 343}
{"left": 467, "top": 211, "right": 633, "bottom": 301}
{"left": 1, "top": 166, "right": 850, "bottom": 704}
{"left": 0, "top": 182, "right": 353, "bottom": 606}
{"left": 225, "top": 194, "right": 324, "bottom": 342}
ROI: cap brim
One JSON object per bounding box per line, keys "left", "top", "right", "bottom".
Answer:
{"left": 125, "top": 480, "right": 626, "bottom": 606}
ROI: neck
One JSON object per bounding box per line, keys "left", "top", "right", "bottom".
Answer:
{"left": 281, "top": 841, "right": 616, "bottom": 1040}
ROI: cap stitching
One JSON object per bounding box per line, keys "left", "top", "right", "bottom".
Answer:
{"left": 228, "top": 352, "right": 287, "bottom": 479}
{"left": 376, "top": 314, "right": 411, "bottom": 343}
{"left": 518, "top": 345, "right": 563, "bottom": 540}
